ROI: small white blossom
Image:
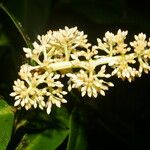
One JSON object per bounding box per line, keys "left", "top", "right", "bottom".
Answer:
{"left": 114, "top": 29, "right": 128, "bottom": 43}
{"left": 94, "top": 29, "right": 129, "bottom": 56}
{"left": 10, "top": 65, "right": 67, "bottom": 114}
{"left": 67, "top": 65, "right": 113, "bottom": 98}
{"left": 130, "top": 33, "right": 147, "bottom": 54}
{"left": 11, "top": 27, "right": 150, "bottom": 115}
{"left": 130, "top": 33, "right": 150, "bottom": 74}
{"left": 23, "top": 26, "right": 91, "bottom": 66}
{"left": 110, "top": 55, "right": 138, "bottom": 82}
{"left": 103, "top": 31, "right": 115, "bottom": 44}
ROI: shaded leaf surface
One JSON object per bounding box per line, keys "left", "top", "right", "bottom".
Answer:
{"left": 16, "top": 128, "right": 69, "bottom": 150}
{"left": 0, "top": 99, "right": 14, "bottom": 150}
{"left": 67, "top": 107, "right": 87, "bottom": 150}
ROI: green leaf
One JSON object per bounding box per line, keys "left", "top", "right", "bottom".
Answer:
{"left": 52, "top": 106, "right": 70, "bottom": 129}
{"left": 0, "top": 3, "right": 33, "bottom": 49}
{"left": 16, "top": 128, "right": 69, "bottom": 150}
{"left": 0, "top": 99, "right": 14, "bottom": 150}
{"left": 67, "top": 107, "right": 87, "bottom": 150}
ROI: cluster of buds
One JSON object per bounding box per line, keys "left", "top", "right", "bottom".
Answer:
{"left": 10, "top": 27, "right": 150, "bottom": 114}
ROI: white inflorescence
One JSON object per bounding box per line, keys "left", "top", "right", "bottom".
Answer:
{"left": 67, "top": 64, "right": 114, "bottom": 98}
{"left": 10, "top": 64, "right": 67, "bottom": 114}
{"left": 10, "top": 27, "right": 150, "bottom": 114}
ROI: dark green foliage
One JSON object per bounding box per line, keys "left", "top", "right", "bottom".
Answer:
{"left": 0, "top": 99, "right": 14, "bottom": 150}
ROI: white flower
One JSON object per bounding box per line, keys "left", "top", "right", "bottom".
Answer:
{"left": 11, "top": 27, "right": 150, "bottom": 115}
{"left": 137, "top": 57, "right": 150, "bottom": 75}
{"left": 10, "top": 67, "right": 67, "bottom": 114}
{"left": 95, "top": 29, "right": 129, "bottom": 56}
{"left": 23, "top": 26, "right": 91, "bottom": 67}
{"left": 114, "top": 29, "right": 128, "bottom": 43}
{"left": 10, "top": 78, "right": 46, "bottom": 110}
{"left": 67, "top": 65, "right": 113, "bottom": 98}
{"left": 103, "top": 31, "right": 115, "bottom": 44}
{"left": 110, "top": 55, "right": 138, "bottom": 82}
{"left": 130, "top": 33, "right": 147, "bottom": 54}
{"left": 130, "top": 33, "right": 150, "bottom": 74}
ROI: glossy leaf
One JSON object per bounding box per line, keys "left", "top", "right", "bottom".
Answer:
{"left": 67, "top": 107, "right": 87, "bottom": 150}
{"left": 52, "top": 106, "right": 70, "bottom": 129}
{"left": 0, "top": 99, "right": 14, "bottom": 150}
{"left": 16, "top": 128, "right": 69, "bottom": 150}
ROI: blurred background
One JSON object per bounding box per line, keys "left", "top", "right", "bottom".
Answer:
{"left": 1, "top": 0, "right": 150, "bottom": 149}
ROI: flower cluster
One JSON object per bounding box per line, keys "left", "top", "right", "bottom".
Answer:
{"left": 130, "top": 33, "right": 150, "bottom": 75}
{"left": 95, "top": 30, "right": 150, "bottom": 81}
{"left": 10, "top": 64, "right": 67, "bottom": 114}
{"left": 94, "top": 29, "right": 129, "bottom": 56}
{"left": 11, "top": 26, "right": 92, "bottom": 114}
{"left": 23, "top": 26, "right": 91, "bottom": 64}
{"left": 10, "top": 27, "right": 150, "bottom": 114}
{"left": 67, "top": 65, "right": 114, "bottom": 97}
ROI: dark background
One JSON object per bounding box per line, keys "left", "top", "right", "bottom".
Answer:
{"left": 1, "top": 0, "right": 150, "bottom": 149}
